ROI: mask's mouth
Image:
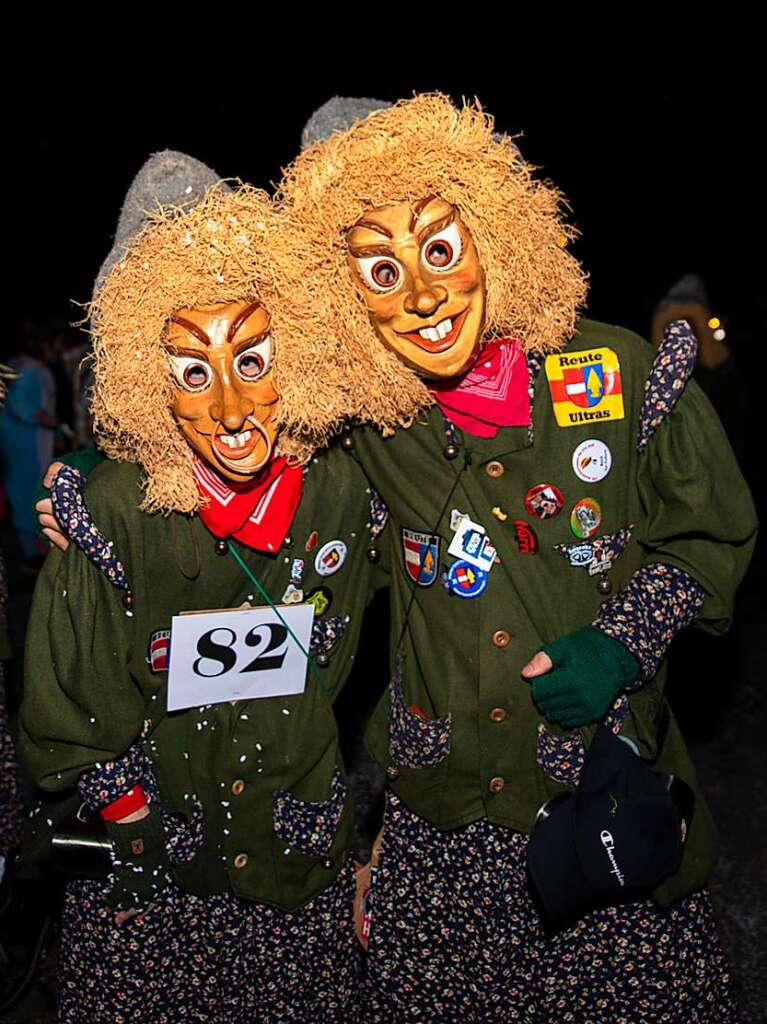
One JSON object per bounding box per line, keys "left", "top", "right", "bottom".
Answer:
{"left": 395, "top": 309, "right": 468, "bottom": 353}
{"left": 211, "top": 418, "right": 272, "bottom": 473}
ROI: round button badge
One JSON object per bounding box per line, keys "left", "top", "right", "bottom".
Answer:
{"left": 447, "top": 560, "right": 489, "bottom": 599}
{"left": 524, "top": 484, "right": 564, "bottom": 520}
{"left": 572, "top": 439, "right": 612, "bottom": 483}
{"left": 314, "top": 540, "right": 347, "bottom": 577}
{"left": 570, "top": 498, "right": 602, "bottom": 539}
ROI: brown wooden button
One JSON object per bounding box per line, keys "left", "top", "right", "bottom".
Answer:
{"left": 234, "top": 853, "right": 248, "bottom": 869}
{"left": 385, "top": 765, "right": 400, "bottom": 781}
{"left": 231, "top": 779, "right": 246, "bottom": 796}
{"left": 488, "top": 776, "right": 506, "bottom": 794}
{"left": 486, "top": 460, "right": 505, "bottom": 478}
{"left": 130, "top": 838, "right": 144, "bottom": 856}
{"left": 489, "top": 707, "right": 508, "bottom": 723}
{"left": 492, "top": 629, "right": 511, "bottom": 648}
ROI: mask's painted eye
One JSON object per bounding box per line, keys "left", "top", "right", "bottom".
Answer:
{"left": 421, "top": 221, "right": 463, "bottom": 272}
{"left": 168, "top": 355, "right": 212, "bottom": 392}
{"left": 353, "top": 256, "right": 404, "bottom": 294}
{"left": 234, "top": 335, "right": 272, "bottom": 382}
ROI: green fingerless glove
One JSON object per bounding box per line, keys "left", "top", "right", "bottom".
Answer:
{"left": 531, "top": 626, "right": 640, "bottom": 728}
{"left": 104, "top": 806, "right": 173, "bottom": 911}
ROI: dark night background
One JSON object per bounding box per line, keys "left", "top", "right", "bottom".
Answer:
{"left": 6, "top": 43, "right": 766, "bottom": 1021}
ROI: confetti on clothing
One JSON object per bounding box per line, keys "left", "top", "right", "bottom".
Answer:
{"left": 58, "top": 860, "right": 361, "bottom": 1024}
{"left": 388, "top": 658, "right": 451, "bottom": 769}
{"left": 78, "top": 741, "right": 148, "bottom": 811}
{"left": 274, "top": 768, "right": 347, "bottom": 857}
{"left": 593, "top": 563, "right": 706, "bottom": 681}
{"left": 637, "top": 320, "right": 698, "bottom": 453}
{"left": 50, "top": 464, "right": 130, "bottom": 591}
{"left": 79, "top": 741, "right": 206, "bottom": 865}
{"left": 356, "top": 792, "right": 735, "bottom": 1023}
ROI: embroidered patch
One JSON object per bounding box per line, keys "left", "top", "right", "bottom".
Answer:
{"left": 148, "top": 630, "right": 171, "bottom": 673}
{"left": 402, "top": 529, "right": 440, "bottom": 587}
{"left": 388, "top": 661, "right": 451, "bottom": 769}
{"left": 273, "top": 769, "right": 347, "bottom": 858}
{"left": 554, "top": 527, "right": 633, "bottom": 577}
{"left": 637, "top": 320, "right": 698, "bottom": 453}
{"left": 545, "top": 347, "right": 625, "bottom": 427}
{"left": 513, "top": 520, "right": 538, "bottom": 554}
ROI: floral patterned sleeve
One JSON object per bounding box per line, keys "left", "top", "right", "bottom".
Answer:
{"left": 593, "top": 321, "right": 756, "bottom": 683}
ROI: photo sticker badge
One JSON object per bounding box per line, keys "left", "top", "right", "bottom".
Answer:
{"left": 545, "top": 347, "right": 624, "bottom": 427}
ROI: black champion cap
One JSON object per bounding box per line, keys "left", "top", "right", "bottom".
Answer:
{"left": 527, "top": 726, "right": 694, "bottom": 923}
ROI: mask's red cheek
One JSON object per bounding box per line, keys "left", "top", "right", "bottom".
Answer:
{"left": 369, "top": 294, "right": 402, "bottom": 325}
{"left": 448, "top": 267, "right": 482, "bottom": 294}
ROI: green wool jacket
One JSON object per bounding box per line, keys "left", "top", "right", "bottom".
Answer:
{"left": 20, "top": 445, "right": 385, "bottom": 911}
{"left": 351, "top": 319, "right": 757, "bottom": 906}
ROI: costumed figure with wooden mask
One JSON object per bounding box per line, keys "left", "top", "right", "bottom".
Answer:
{"left": 19, "top": 153, "right": 415, "bottom": 1024}
{"left": 278, "top": 94, "right": 756, "bottom": 1023}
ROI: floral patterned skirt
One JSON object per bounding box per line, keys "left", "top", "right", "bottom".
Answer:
{"left": 58, "top": 859, "right": 361, "bottom": 1024}
{"left": 0, "top": 669, "right": 23, "bottom": 859}
{"left": 356, "top": 792, "right": 735, "bottom": 1024}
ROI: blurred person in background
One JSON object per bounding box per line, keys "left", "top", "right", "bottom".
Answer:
{"left": 652, "top": 274, "right": 748, "bottom": 464}
{"left": 0, "top": 326, "right": 59, "bottom": 566}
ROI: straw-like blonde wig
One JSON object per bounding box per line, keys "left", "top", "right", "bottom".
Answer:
{"left": 278, "top": 93, "right": 589, "bottom": 421}
{"left": 90, "top": 183, "right": 400, "bottom": 514}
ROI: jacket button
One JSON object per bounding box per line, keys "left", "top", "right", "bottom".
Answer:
{"left": 492, "top": 629, "right": 511, "bottom": 648}
{"left": 214, "top": 539, "right": 228, "bottom": 556}
{"left": 486, "top": 461, "right": 505, "bottom": 478}
{"left": 234, "top": 853, "right": 248, "bottom": 869}
{"left": 385, "top": 765, "right": 400, "bottom": 781}
{"left": 231, "top": 779, "right": 246, "bottom": 796}
{"left": 322, "top": 857, "right": 334, "bottom": 869}
{"left": 489, "top": 707, "right": 508, "bottom": 723}
{"left": 488, "top": 776, "right": 506, "bottom": 794}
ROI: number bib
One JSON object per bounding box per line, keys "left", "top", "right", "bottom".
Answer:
{"left": 167, "top": 604, "right": 314, "bottom": 712}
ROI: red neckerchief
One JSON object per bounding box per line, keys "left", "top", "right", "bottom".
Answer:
{"left": 193, "top": 455, "right": 303, "bottom": 554}
{"left": 430, "top": 338, "right": 531, "bottom": 438}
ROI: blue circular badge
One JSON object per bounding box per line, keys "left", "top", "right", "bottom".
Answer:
{"left": 447, "top": 560, "right": 489, "bottom": 599}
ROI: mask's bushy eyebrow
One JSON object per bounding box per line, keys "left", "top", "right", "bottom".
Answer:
{"left": 227, "top": 301, "right": 262, "bottom": 344}
{"left": 170, "top": 314, "right": 211, "bottom": 347}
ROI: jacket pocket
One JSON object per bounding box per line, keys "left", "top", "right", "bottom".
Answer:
{"left": 536, "top": 696, "right": 630, "bottom": 786}
{"left": 162, "top": 800, "right": 206, "bottom": 866}
{"left": 273, "top": 769, "right": 347, "bottom": 858}
{"left": 388, "top": 662, "right": 451, "bottom": 770}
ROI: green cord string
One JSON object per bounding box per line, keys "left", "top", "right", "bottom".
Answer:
{"left": 226, "top": 540, "right": 330, "bottom": 699}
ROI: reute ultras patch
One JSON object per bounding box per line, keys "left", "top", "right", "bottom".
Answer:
{"left": 545, "top": 348, "right": 624, "bottom": 427}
